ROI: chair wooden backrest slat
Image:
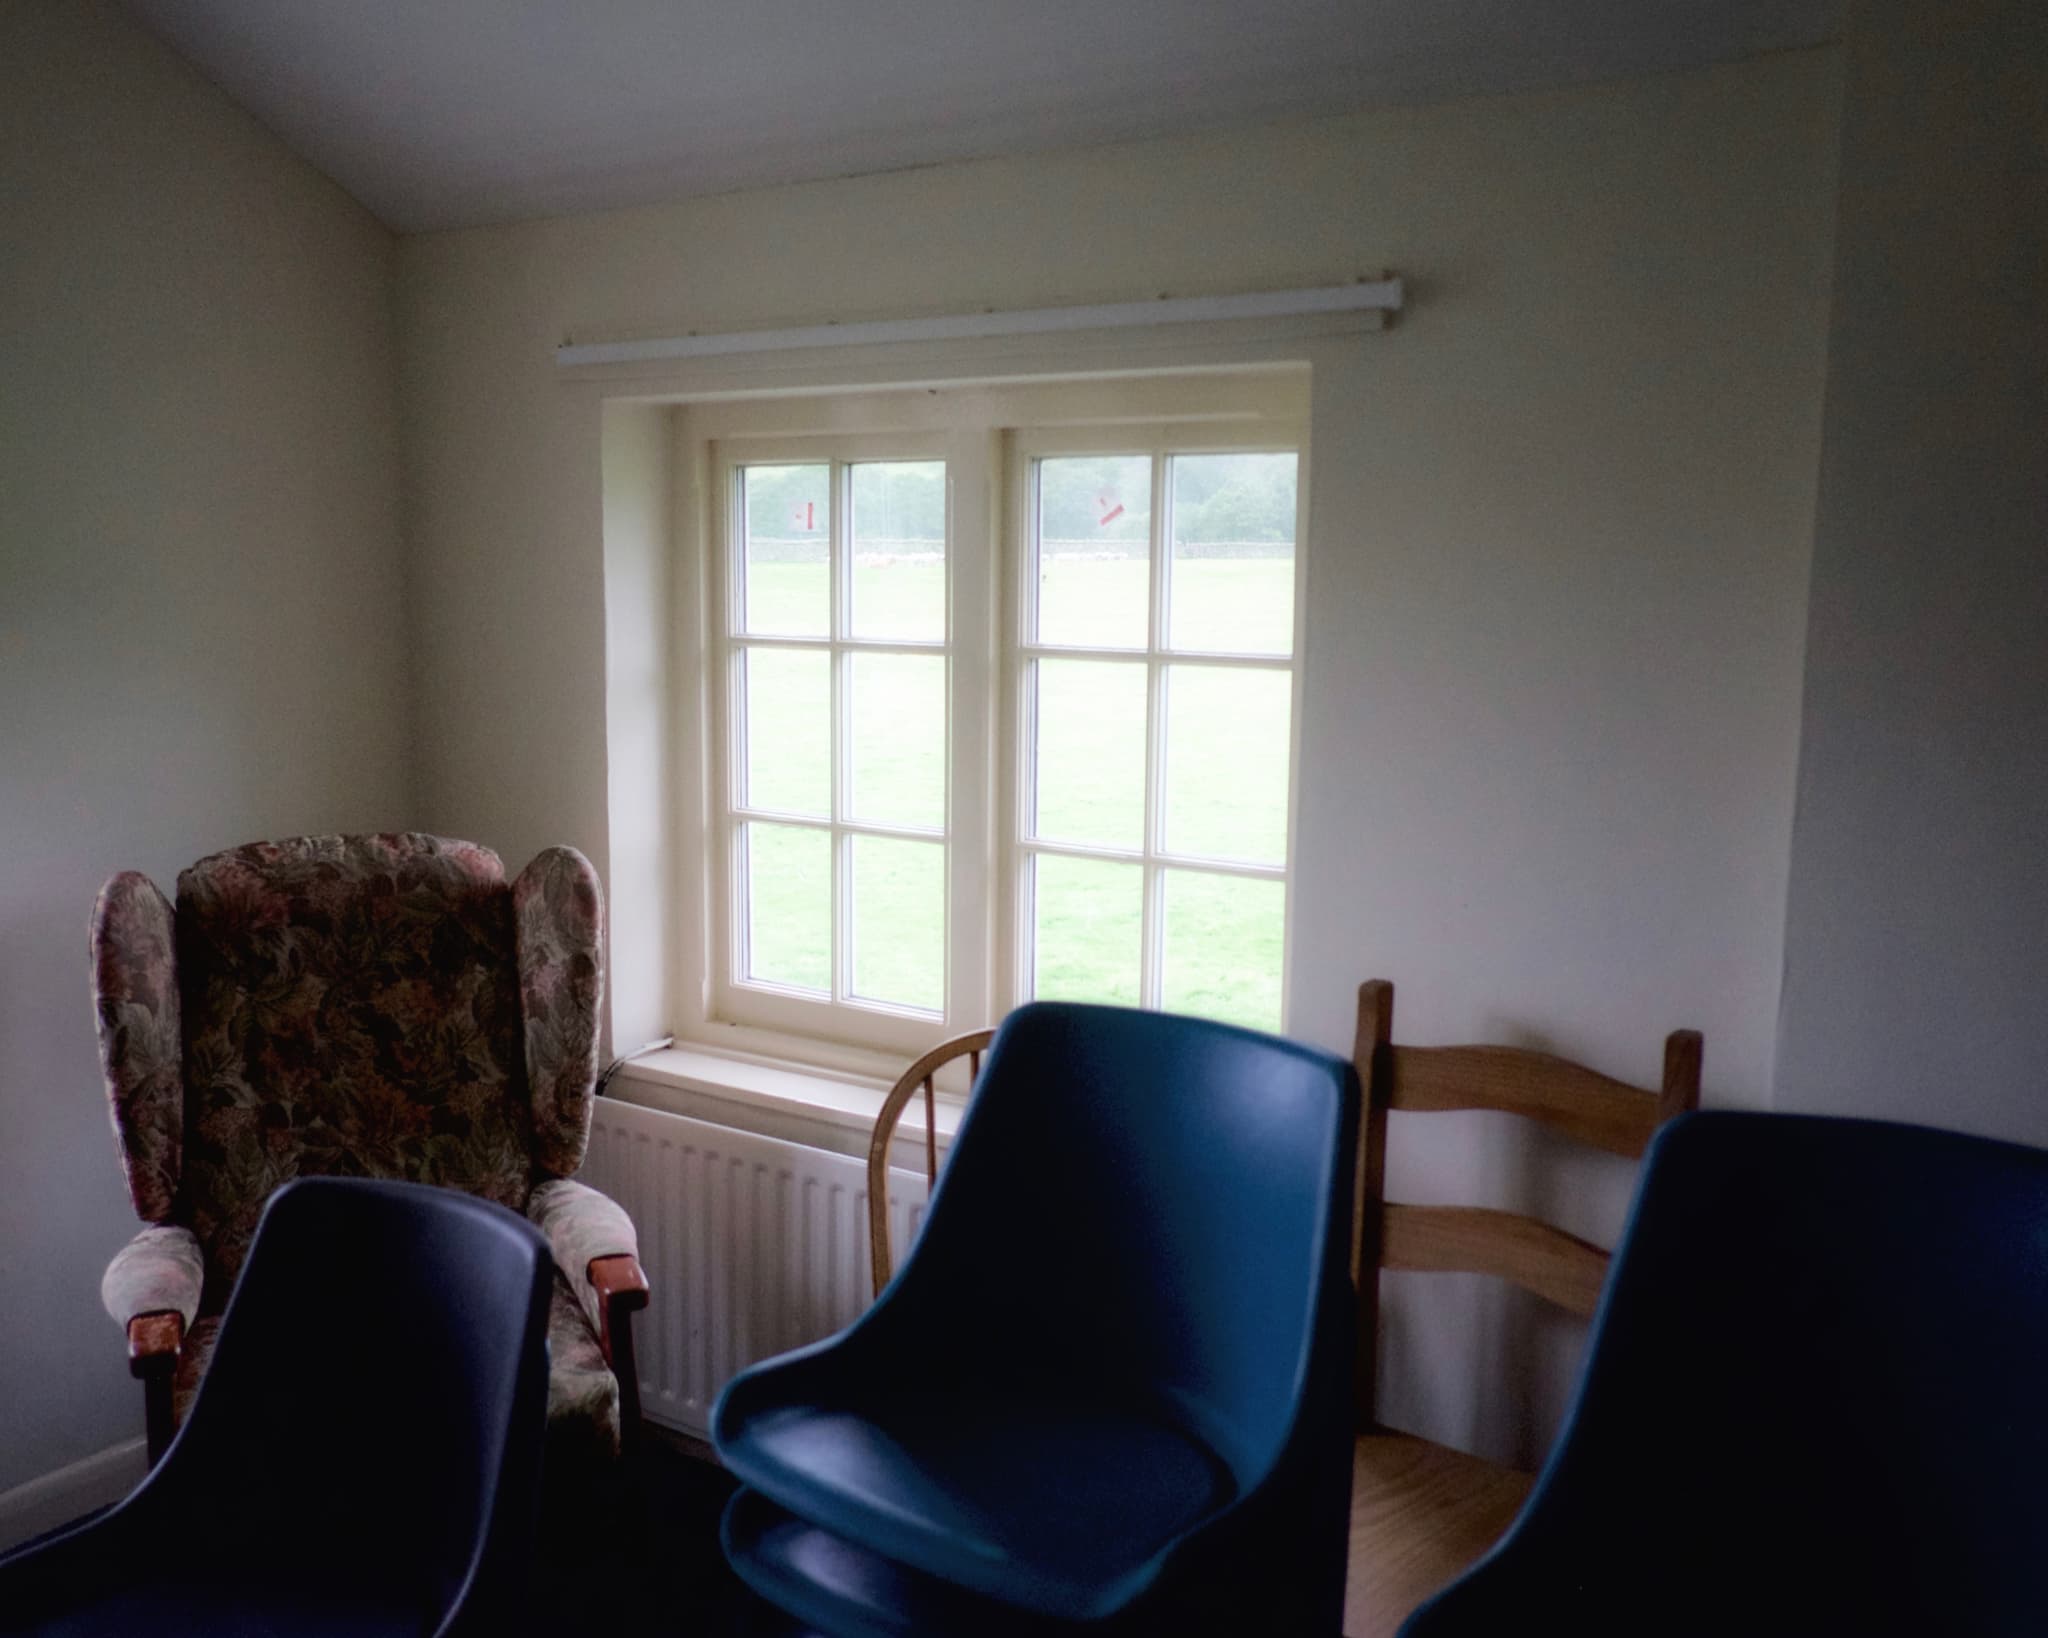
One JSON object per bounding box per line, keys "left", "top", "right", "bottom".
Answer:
{"left": 867, "top": 1029, "right": 996, "bottom": 1298}
{"left": 1386, "top": 1047, "right": 1670, "bottom": 1158}
{"left": 1352, "top": 978, "right": 1702, "bottom": 1430}
{"left": 1378, "top": 1203, "right": 1610, "bottom": 1319}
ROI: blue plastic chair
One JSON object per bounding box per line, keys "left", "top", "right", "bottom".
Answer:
{"left": 1401, "top": 1112, "right": 2048, "bottom": 1637}
{"left": 713, "top": 1001, "right": 1362, "bottom": 1636}
{"left": 0, "top": 1178, "right": 553, "bottom": 1637}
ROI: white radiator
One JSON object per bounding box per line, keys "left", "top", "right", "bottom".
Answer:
{"left": 579, "top": 1097, "right": 929, "bottom": 1437}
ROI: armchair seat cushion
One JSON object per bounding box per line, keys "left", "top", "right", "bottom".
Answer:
{"left": 544, "top": 1269, "right": 623, "bottom": 1459}
{"left": 719, "top": 1381, "right": 1235, "bottom": 1619}
{"left": 170, "top": 1316, "right": 221, "bottom": 1425}
{"left": 526, "top": 1176, "right": 638, "bottom": 1343}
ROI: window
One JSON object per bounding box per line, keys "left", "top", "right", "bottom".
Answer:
{"left": 1015, "top": 439, "right": 1298, "bottom": 1033}
{"left": 699, "top": 378, "right": 1303, "bottom": 1060}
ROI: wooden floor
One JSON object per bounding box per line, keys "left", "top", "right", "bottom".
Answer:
{"left": 1343, "top": 1430, "right": 1532, "bottom": 1638}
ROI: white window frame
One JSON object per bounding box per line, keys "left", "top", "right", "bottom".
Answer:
{"left": 1001, "top": 425, "right": 1306, "bottom": 1021}
{"left": 678, "top": 373, "right": 1308, "bottom": 1072}
{"left": 707, "top": 431, "right": 986, "bottom": 1059}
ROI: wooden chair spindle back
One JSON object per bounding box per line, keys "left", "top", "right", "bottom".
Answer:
{"left": 867, "top": 1029, "right": 995, "bottom": 1298}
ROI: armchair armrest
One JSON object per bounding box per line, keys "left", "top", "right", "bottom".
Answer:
{"left": 588, "top": 1253, "right": 651, "bottom": 1361}
{"left": 102, "top": 1224, "right": 203, "bottom": 1333}
{"left": 126, "top": 1312, "right": 183, "bottom": 1376}
{"left": 102, "top": 1225, "right": 202, "bottom": 1466}
{"left": 527, "top": 1180, "right": 647, "bottom": 1429}
{"left": 526, "top": 1179, "right": 646, "bottom": 1348}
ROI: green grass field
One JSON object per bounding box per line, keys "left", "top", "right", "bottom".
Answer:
{"left": 736, "top": 557, "right": 1292, "bottom": 1029}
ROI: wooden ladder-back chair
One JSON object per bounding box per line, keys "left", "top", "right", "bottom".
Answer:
{"left": 866, "top": 1029, "right": 995, "bottom": 1297}
{"left": 1344, "top": 978, "right": 1701, "bottom": 1638}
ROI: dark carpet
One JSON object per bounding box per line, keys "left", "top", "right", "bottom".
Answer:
{"left": 529, "top": 1434, "right": 763, "bottom": 1637}
{"left": 5, "top": 1435, "right": 772, "bottom": 1637}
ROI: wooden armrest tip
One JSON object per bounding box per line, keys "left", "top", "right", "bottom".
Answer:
{"left": 588, "top": 1253, "right": 651, "bottom": 1308}
{"left": 126, "top": 1311, "right": 184, "bottom": 1372}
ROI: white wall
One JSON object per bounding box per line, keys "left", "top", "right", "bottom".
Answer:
{"left": 1774, "top": 0, "right": 2048, "bottom": 1144}
{"left": 400, "top": 51, "right": 1842, "bottom": 1463}
{"left": 0, "top": 1, "right": 412, "bottom": 1493}
{"left": 600, "top": 403, "right": 678, "bottom": 1057}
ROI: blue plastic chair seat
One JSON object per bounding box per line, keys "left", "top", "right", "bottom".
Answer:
{"left": 722, "top": 1388, "right": 1234, "bottom": 1618}
{"left": 724, "top": 1489, "right": 1115, "bottom": 1638}
{"left": 715, "top": 1003, "right": 1362, "bottom": 1637}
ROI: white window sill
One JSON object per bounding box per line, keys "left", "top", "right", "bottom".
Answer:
{"left": 603, "top": 1039, "right": 964, "bottom": 1165}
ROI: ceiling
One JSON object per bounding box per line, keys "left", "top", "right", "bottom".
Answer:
{"left": 119, "top": 0, "right": 1842, "bottom": 234}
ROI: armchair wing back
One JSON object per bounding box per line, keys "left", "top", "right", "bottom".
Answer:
{"left": 90, "top": 870, "right": 184, "bottom": 1224}
{"left": 513, "top": 843, "right": 606, "bottom": 1179}
{"left": 89, "top": 833, "right": 636, "bottom": 1469}
{"left": 171, "top": 834, "right": 538, "bottom": 1290}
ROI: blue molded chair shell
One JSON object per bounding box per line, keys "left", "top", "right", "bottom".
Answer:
{"left": 713, "top": 1001, "right": 1362, "bottom": 1635}
{"left": 1402, "top": 1112, "right": 2048, "bottom": 1637}
{"left": 0, "top": 1177, "right": 553, "bottom": 1637}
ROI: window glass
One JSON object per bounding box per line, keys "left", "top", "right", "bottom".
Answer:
{"left": 851, "top": 836, "right": 944, "bottom": 1011}
{"left": 1031, "top": 659, "right": 1145, "bottom": 850}
{"left": 851, "top": 461, "right": 947, "bottom": 641}
{"left": 1031, "top": 855, "right": 1142, "bottom": 1006}
{"left": 1161, "top": 871, "right": 1284, "bottom": 1031}
{"left": 744, "top": 822, "right": 830, "bottom": 992}
{"left": 742, "top": 465, "right": 829, "bottom": 636}
{"left": 1168, "top": 453, "right": 1296, "bottom": 655}
{"left": 1035, "top": 456, "right": 1150, "bottom": 648}
{"left": 742, "top": 648, "right": 829, "bottom": 816}
{"left": 1163, "top": 665, "right": 1291, "bottom": 865}
{"left": 849, "top": 653, "right": 944, "bottom": 830}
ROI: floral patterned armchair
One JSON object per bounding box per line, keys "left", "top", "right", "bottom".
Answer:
{"left": 90, "top": 833, "right": 649, "bottom": 1468}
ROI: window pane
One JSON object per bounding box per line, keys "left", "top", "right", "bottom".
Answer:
{"left": 742, "top": 464, "right": 829, "bottom": 636}
{"left": 1162, "top": 871, "right": 1283, "bottom": 1030}
{"left": 851, "top": 836, "right": 943, "bottom": 1011}
{"left": 1168, "top": 453, "right": 1296, "bottom": 655}
{"left": 743, "top": 822, "right": 830, "bottom": 992}
{"left": 851, "top": 461, "right": 946, "bottom": 640}
{"left": 850, "top": 653, "right": 944, "bottom": 830}
{"left": 1031, "top": 659, "right": 1145, "bottom": 849}
{"left": 1031, "top": 854, "right": 1141, "bottom": 1006}
{"left": 1036, "top": 455, "right": 1150, "bottom": 648}
{"left": 742, "top": 648, "right": 829, "bottom": 816}
{"left": 1163, "top": 665, "right": 1290, "bottom": 864}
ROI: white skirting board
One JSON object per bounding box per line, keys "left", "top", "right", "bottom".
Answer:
{"left": 0, "top": 1437, "right": 147, "bottom": 1554}
{"left": 580, "top": 1097, "right": 930, "bottom": 1439}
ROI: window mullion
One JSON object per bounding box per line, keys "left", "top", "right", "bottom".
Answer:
{"left": 1140, "top": 450, "right": 1170, "bottom": 1010}
{"left": 1141, "top": 663, "right": 1166, "bottom": 1009}
{"left": 942, "top": 427, "right": 991, "bottom": 1028}
{"left": 831, "top": 461, "right": 850, "bottom": 1004}
{"left": 1004, "top": 452, "right": 1037, "bottom": 1012}
{"left": 722, "top": 465, "right": 749, "bottom": 996}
